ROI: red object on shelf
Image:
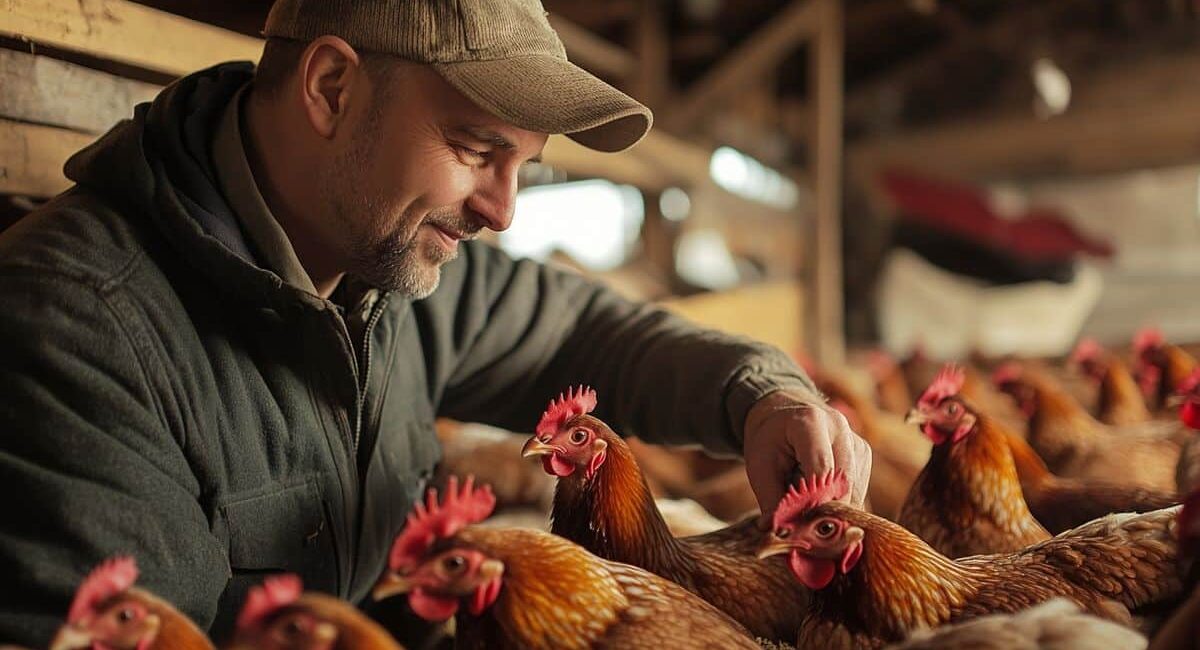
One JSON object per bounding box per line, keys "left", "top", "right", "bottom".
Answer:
{"left": 880, "top": 169, "right": 1114, "bottom": 262}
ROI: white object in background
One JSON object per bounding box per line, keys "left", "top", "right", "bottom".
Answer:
{"left": 876, "top": 248, "right": 1103, "bottom": 359}
{"left": 674, "top": 228, "right": 742, "bottom": 290}
{"left": 503, "top": 180, "right": 644, "bottom": 271}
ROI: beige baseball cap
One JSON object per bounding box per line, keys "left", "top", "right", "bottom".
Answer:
{"left": 263, "top": 0, "right": 653, "bottom": 152}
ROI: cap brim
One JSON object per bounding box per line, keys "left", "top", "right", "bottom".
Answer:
{"left": 433, "top": 55, "right": 652, "bottom": 153}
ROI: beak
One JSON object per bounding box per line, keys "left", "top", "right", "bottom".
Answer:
{"left": 521, "top": 437, "right": 555, "bottom": 458}
{"left": 757, "top": 536, "right": 794, "bottom": 560}
{"left": 313, "top": 621, "right": 338, "bottom": 643}
{"left": 905, "top": 409, "right": 929, "bottom": 426}
{"left": 49, "top": 625, "right": 92, "bottom": 650}
{"left": 1166, "top": 395, "right": 1186, "bottom": 409}
{"left": 372, "top": 572, "right": 414, "bottom": 602}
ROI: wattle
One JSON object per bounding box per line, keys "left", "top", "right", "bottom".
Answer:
{"left": 1182, "top": 401, "right": 1200, "bottom": 430}
{"left": 922, "top": 423, "right": 949, "bottom": 445}
{"left": 545, "top": 453, "right": 576, "bottom": 477}
{"left": 788, "top": 550, "right": 836, "bottom": 590}
{"left": 409, "top": 588, "right": 460, "bottom": 621}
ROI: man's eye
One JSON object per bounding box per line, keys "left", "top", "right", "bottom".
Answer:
{"left": 453, "top": 144, "right": 486, "bottom": 159}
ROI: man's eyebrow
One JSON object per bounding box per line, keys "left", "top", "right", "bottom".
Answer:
{"left": 455, "top": 125, "right": 542, "bottom": 163}
{"left": 457, "top": 126, "right": 515, "bottom": 150}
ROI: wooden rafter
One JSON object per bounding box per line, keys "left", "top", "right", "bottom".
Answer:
{"left": 663, "top": 0, "right": 822, "bottom": 133}
{"left": 547, "top": 14, "right": 638, "bottom": 80}
{"left": 0, "top": 0, "right": 262, "bottom": 77}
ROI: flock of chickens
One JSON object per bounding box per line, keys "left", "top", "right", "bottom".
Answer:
{"left": 9, "top": 328, "right": 1200, "bottom": 650}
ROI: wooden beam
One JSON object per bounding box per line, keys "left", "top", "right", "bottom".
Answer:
{"left": 0, "top": 0, "right": 263, "bottom": 78}
{"left": 547, "top": 14, "right": 638, "bottom": 80}
{"left": 0, "top": 49, "right": 159, "bottom": 134}
{"left": 0, "top": 119, "right": 93, "bottom": 197}
{"left": 810, "top": 0, "right": 845, "bottom": 366}
{"left": 541, "top": 135, "right": 673, "bottom": 189}
{"left": 664, "top": 0, "right": 821, "bottom": 133}
{"left": 849, "top": 100, "right": 1200, "bottom": 183}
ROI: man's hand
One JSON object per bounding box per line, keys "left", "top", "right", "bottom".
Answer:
{"left": 743, "top": 390, "right": 872, "bottom": 529}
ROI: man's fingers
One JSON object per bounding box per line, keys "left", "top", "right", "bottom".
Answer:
{"left": 746, "top": 437, "right": 796, "bottom": 530}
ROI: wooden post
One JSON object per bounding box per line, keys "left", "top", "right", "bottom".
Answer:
{"left": 810, "top": 0, "right": 845, "bottom": 366}
{"left": 630, "top": 0, "right": 670, "bottom": 109}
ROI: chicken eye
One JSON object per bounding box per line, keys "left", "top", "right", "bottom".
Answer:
{"left": 815, "top": 520, "right": 838, "bottom": 538}
{"left": 945, "top": 402, "right": 960, "bottom": 415}
{"left": 569, "top": 428, "right": 589, "bottom": 445}
{"left": 117, "top": 607, "right": 136, "bottom": 622}
{"left": 284, "top": 618, "right": 304, "bottom": 636}
{"left": 442, "top": 554, "right": 467, "bottom": 574}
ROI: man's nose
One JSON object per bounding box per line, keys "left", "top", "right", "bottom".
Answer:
{"left": 467, "top": 167, "right": 519, "bottom": 232}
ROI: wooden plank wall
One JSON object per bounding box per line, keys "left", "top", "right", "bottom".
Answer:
{"left": 0, "top": 0, "right": 737, "bottom": 198}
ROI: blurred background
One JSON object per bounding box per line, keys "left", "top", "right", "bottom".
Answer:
{"left": 5, "top": 0, "right": 1200, "bottom": 363}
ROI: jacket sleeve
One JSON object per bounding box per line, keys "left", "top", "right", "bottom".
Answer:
{"left": 427, "top": 242, "right": 820, "bottom": 454}
{"left": 0, "top": 272, "right": 229, "bottom": 645}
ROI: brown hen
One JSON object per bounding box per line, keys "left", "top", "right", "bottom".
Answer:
{"left": 1134, "top": 328, "right": 1198, "bottom": 414}
{"left": 521, "top": 386, "right": 808, "bottom": 644}
{"left": 373, "top": 476, "right": 759, "bottom": 650}
{"left": 227, "top": 574, "right": 403, "bottom": 650}
{"left": 994, "top": 362, "right": 1183, "bottom": 491}
{"left": 761, "top": 470, "right": 1183, "bottom": 650}
{"left": 1070, "top": 338, "right": 1152, "bottom": 426}
{"left": 898, "top": 366, "right": 1050, "bottom": 557}
{"left": 49, "top": 557, "right": 213, "bottom": 650}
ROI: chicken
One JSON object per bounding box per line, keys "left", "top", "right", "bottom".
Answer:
{"left": 814, "top": 370, "right": 929, "bottom": 520}
{"left": 759, "top": 470, "right": 1183, "bottom": 650}
{"left": 1071, "top": 338, "right": 1152, "bottom": 426}
{"left": 1133, "top": 328, "right": 1199, "bottom": 414}
{"left": 1004, "top": 427, "right": 1178, "bottom": 534}
{"left": 867, "top": 350, "right": 913, "bottom": 417}
{"left": 887, "top": 598, "right": 1148, "bottom": 650}
{"left": 520, "top": 386, "right": 809, "bottom": 643}
{"left": 1175, "top": 369, "right": 1200, "bottom": 494}
{"left": 49, "top": 557, "right": 213, "bottom": 650}
{"left": 227, "top": 574, "right": 403, "bottom": 650}
{"left": 1147, "top": 489, "right": 1200, "bottom": 650}
{"left": 993, "top": 362, "right": 1182, "bottom": 491}
{"left": 372, "top": 476, "right": 759, "bottom": 650}
{"left": 898, "top": 365, "right": 1050, "bottom": 557}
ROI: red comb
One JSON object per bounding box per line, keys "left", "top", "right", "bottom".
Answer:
{"left": 535, "top": 386, "right": 597, "bottom": 437}
{"left": 388, "top": 475, "right": 495, "bottom": 572}
{"left": 236, "top": 574, "right": 303, "bottom": 632}
{"left": 1179, "top": 368, "right": 1200, "bottom": 397}
{"left": 772, "top": 470, "right": 849, "bottom": 530}
{"left": 1133, "top": 327, "right": 1164, "bottom": 356}
{"left": 1069, "top": 338, "right": 1104, "bottom": 367}
{"left": 917, "top": 364, "right": 965, "bottom": 408}
{"left": 68, "top": 556, "right": 138, "bottom": 623}
{"left": 991, "top": 362, "right": 1023, "bottom": 387}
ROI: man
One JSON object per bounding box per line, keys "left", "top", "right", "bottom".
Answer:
{"left": 0, "top": 0, "right": 869, "bottom": 644}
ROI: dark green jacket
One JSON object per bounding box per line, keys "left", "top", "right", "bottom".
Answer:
{"left": 0, "top": 63, "right": 814, "bottom": 644}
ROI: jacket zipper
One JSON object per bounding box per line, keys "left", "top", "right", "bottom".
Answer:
{"left": 353, "top": 293, "right": 390, "bottom": 453}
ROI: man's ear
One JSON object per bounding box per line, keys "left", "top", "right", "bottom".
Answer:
{"left": 298, "top": 35, "right": 363, "bottom": 139}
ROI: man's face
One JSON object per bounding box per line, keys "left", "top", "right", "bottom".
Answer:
{"left": 319, "top": 62, "right": 547, "bottom": 298}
